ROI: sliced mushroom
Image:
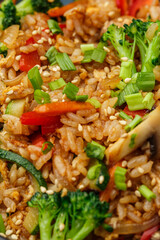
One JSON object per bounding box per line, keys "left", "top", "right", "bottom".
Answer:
{"left": 105, "top": 106, "right": 160, "bottom": 164}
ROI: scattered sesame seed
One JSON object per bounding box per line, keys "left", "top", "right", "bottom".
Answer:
{"left": 7, "top": 90, "right": 13, "bottom": 95}
{"left": 122, "top": 160, "right": 127, "bottom": 167}
{"left": 6, "top": 207, "right": 11, "bottom": 213}
{"left": 119, "top": 120, "right": 127, "bottom": 126}
{"left": 15, "top": 55, "right": 21, "bottom": 61}
{"left": 61, "top": 188, "right": 68, "bottom": 197}
{"left": 135, "top": 190, "right": 141, "bottom": 197}
{"left": 59, "top": 223, "right": 65, "bottom": 232}
{"left": 15, "top": 219, "right": 22, "bottom": 226}
{"left": 121, "top": 133, "right": 128, "bottom": 138}
{"left": 48, "top": 38, "right": 52, "bottom": 45}
{"left": 99, "top": 175, "right": 104, "bottom": 184}
{"left": 110, "top": 116, "right": 117, "bottom": 120}
{"left": 104, "top": 67, "right": 109, "bottom": 73}
{"left": 45, "top": 29, "right": 50, "bottom": 33}
{"left": 79, "top": 184, "right": 84, "bottom": 190}
{"left": 151, "top": 178, "right": 156, "bottom": 186}
{"left": 6, "top": 230, "right": 13, "bottom": 236}
{"left": 117, "top": 17, "right": 123, "bottom": 22}
{"left": 103, "top": 46, "right": 110, "bottom": 52}
{"left": 52, "top": 99, "right": 59, "bottom": 102}
{"left": 121, "top": 57, "right": 128, "bottom": 61}
{"left": 78, "top": 124, "right": 83, "bottom": 132}
{"left": 46, "top": 189, "right": 54, "bottom": 195}
{"left": 71, "top": 79, "right": 79, "bottom": 84}
{"left": 101, "top": 93, "right": 105, "bottom": 98}
{"left": 107, "top": 106, "right": 112, "bottom": 115}
{"left": 40, "top": 56, "right": 47, "bottom": 61}
{"left": 11, "top": 234, "right": 18, "bottom": 240}
{"left": 37, "top": 39, "right": 44, "bottom": 44}
{"left": 40, "top": 186, "right": 47, "bottom": 193}
{"left": 115, "top": 112, "right": 119, "bottom": 117}
{"left": 124, "top": 78, "right": 131, "bottom": 83}
{"left": 33, "top": 43, "right": 39, "bottom": 48}
{"left": 108, "top": 11, "right": 115, "bottom": 17}
{"left": 43, "top": 71, "right": 51, "bottom": 77}
{"left": 138, "top": 167, "right": 144, "bottom": 174}
{"left": 32, "top": 30, "right": 38, "bottom": 35}
{"left": 41, "top": 37, "right": 47, "bottom": 42}
{"left": 41, "top": 85, "right": 48, "bottom": 91}
{"left": 127, "top": 180, "right": 132, "bottom": 188}
{"left": 71, "top": 177, "right": 76, "bottom": 181}
{"left": 5, "top": 97, "right": 11, "bottom": 103}
{"left": 37, "top": 27, "right": 42, "bottom": 34}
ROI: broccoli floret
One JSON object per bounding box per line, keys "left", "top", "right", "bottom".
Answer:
{"left": 16, "top": 0, "right": 33, "bottom": 17}
{"left": 102, "top": 24, "right": 137, "bottom": 80}
{"left": 1, "top": 0, "right": 20, "bottom": 29}
{"left": 28, "top": 190, "right": 111, "bottom": 240}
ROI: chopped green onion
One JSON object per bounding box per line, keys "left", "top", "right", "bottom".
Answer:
{"left": 125, "top": 92, "right": 145, "bottom": 111}
{"left": 87, "top": 164, "right": 101, "bottom": 180}
{"left": 0, "top": 42, "right": 8, "bottom": 57}
{"left": 47, "top": 19, "right": 63, "bottom": 35}
{"left": 118, "top": 83, "right": 139, "bottom": 106}
{"left": 131, "top": 73, "right": 138, "bottom": 84}
{"left": 97, "top": 41, "right": 108, "bottom": 49}
{"left": 28, "top": 66, "right": 43, "bottom": 90}
{"left": 136, "top": 72, "right": 155, "bottom": 92}
{"left": 63, "top": 82, "right": 79, "bottom": 100}
{"left": 117, "top": 80, "right": 126, "bottom": 90}
{"left": 34, "top": 89, "right": 51, "bottom": 104}
{"left": 41, "top": 141, "right": 54, "bottom": 154}
{"left": 91, "top": 48, "right": 107, "bottom": 63}
{"left": 81, "top": 50, "right": 93, "bottom": 63}
{"left": 129, "top": 133, "right": 137, "bottom": 148}
{"left": 80, "top": 44, "right": 94, "bottom": 53}
{"left": 86, "top": 98, "right": 101, "bottom": 108}
{"left": 0, "top": 214, "right": 5, "bottom": 233}
{"left": 119, "top": 60, "right": 133, "bottom": 80}
{"left": 75, "top": 95, "right": 88, "bottom": 102}
{"left": 48, "top": 78, "right": 66, "bottom": 90}
{"left": 138, "top": 185, "right": 156, "bottom": 202}
{"left": 45, "top": 46, "right": 58, "bottom": 65}
{"left": 56, "top": 52, "right": 76, "bottom": 71}
{"left": 102, "top": 224, "right": 113, "bottom": 233}
{"left": 85, "top": 141, "right": 106, "bottom": 161}
{"left": 111, "top": 90, "right": 121, "bottom": 98}
{"left": 142, "top": 92, "right": 155, "bottom": 110}
{"left": 119, "top": 111, "right": 132, "bottom": 120}
{"left": 125, "top": 115, "right": 142, "bottom": 132}
{"left": 114, "top": 166, "right": 127, "bottom": 191}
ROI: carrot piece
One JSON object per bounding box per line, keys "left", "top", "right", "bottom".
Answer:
{"left": 100, "top": 161, "right": 122, "bottom": 202}
{"left": 34, "top": 101, "right": 94, "bottom": 116}
{"left": 48, "top": 0, "right": 84, "bottom": 17}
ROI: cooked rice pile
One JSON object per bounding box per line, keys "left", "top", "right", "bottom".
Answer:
{"left": 0, "top": 0, "right": 160, "bottom": 240}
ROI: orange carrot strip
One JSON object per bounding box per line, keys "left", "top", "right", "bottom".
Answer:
{"left": 100, "top": 161, "right": 122, "bottom": 202}
{"left": 48, "top": 0, "right": 84, "bottom": 17}
{"left": 35, "top": 101, "right": 94, "bottom": 116}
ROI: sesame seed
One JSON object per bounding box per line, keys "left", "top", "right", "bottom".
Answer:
{"left": 11, "top": 234, "right": 18, "bottom": 240}
{"left": 52, "top": 99, "right": 59, "bottom": 102}
{"left": 115, "top": 112, "right": 119, "bottom": 117}
{"left": 99, "top": 175, "right": 104, "bottom": 184}
{"left": 108, "top": 11, "right": 115, "bottom": 17}
{"left": 79, "top": 184, "right": 84, "bottom": 190}
{"left": 33, "top": 43, "right": 39, "bottom": 48}
{"left": 37, "top": 27, "right": 42, "bottom": 34}
{"left": 71, "top": 79, "right": 79, "bottom": 84}
{"left": 117, "top": 17, "right": 123, "bottom": 22}
{"left": 121, "top": 133, "right": 128, "bottom": 138}
{"left": 101, "top": 93, "right": 105, "bottom": 98}
{"left": 124, "top": 78, "right": 131, "bottom": 83}
{"left": 104, "top": 67, "right": 109, "bottom": 73}
{"left": 127, "top": 180, "right": 132, "bottom": 188}
{"left": 6, "top": 207, "right": 11, "bottom": 213}
{"left": 40, "top": 56, "right": 47, "bottom": 61}
{"left": 119, "top": 120, "right": 127, "bottom": 126}
{"left": 6, "top": 230, "right": 13, "bottom": 236}
{"left": 15, "top": 219, "right": 22, "bottom": 225}
{"left": 41, "top": 85, "right": 48, "bottom": 91}
{"left": 78, "top": 124, "right": 83, "bottom": 132}
{"left": 135, "top": 190, "right": 141, "bottom": 197}
{"left": 110, "top": 116, "right": 117, "bottom": 120}
{"left": 55, "top": 179, "right": 59, "bottom": 186}
{"left": 41, "top": 37, "right": 47, "bottom": 42}
{"left": 43, "top": 71, "right": 51, "bottom": 77}
{"left": 37, "top": 39, "right": 44, "bottom": 44}
{"left": 40, "top": 186, "right": 46, "bottom": 193}
{"left": 103, "top": 46, "right": 110, "bottom": 52}
{"left": 59, "top": 223, "right": 65, "bottom": 232}
{"left": 104, "top": 109, "right": 108, "bottom": 116}
{"left": 45, "top": 29, "right": 50, "bottom": 33}
{"left": 5, "top": 97, "right": 11, "bottom": 103}
{"left": 107, "top": 106, "right": 112, "bottom": 115}
{"left": 138, "top": 167, "right": 144, "bottom": 174}
{"left": 71, "top": 177, "right": 76, "bottom": 181}
{"left": 61, "top": 188, "right": 68, "bottom": 197}
{"left": 122, "top": 160, "right": 127, "bottom": 167}
{"left": 151, "top": 178, "right": 156, "bottom": 186}
{"left": 48, "top": 38, "right": 52, "bottom": 45}
{"left": 7, "top": 90, "right": 13, "bottom": 95}
{"left": 32, "top": 30, "right": 38, "bottom": 35}
{"left": 46, "top": 189, "right": 54, "bottom": 195}
{"left": 121, "top": 57, "right": 128, "bottom": 61}
{"left": 87, "top": 126, "right": 91, "bottom": 132}
{"left": 15, "top": 55, "right": 21, "bottom": 61}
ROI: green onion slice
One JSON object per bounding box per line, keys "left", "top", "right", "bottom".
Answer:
{"left": 119, "top": 111, "right": 132, "bottom": 120}
{"left": 81, "top": 50, "right": 93, "bottom": 64}
{"left": 34, "top": 89, "right": 51, "bottom": 104}
{"left": 0, "top": 42, "right": 8, "bottom": 57}
{"left": 136, "top": 72, "right": 155, "bottom": 92}
{"left": 138, "top": 185, "right": 156, "bottom": 202}
{"left": 41, "top": 141, "right": 54, "bottom": 154}
{"left": 117, "top": 81, "right": 126, "bottom": 90}
{"left": 91, "top": 48, "right": 107, "bottom": 63}
{"left": 125, "top": 92, "right": 145, "bottom": 111}
{"left": 129, "top": 133, "right": 137, "bottom": 148}
{"left": 75, "top": 95, "right": 88, "bottom": 102}
{"left": 114, "top": 166, "right": 127, "bottom": 191}
{"left": 125, "top": 115, "right": 142, "bottom": 132}
{"left": 63, "top": 82, "right": 79, "bottom": 100}
{"left": 56, "top": 52, "right": 76, "bottom": 71}
{"left": 47, "top": 19, "right": 63, "bottom": 35}
{"left": 142, "top": 92, "right": 155, "bottom": 110}
{"left": 87, "top": 164, "right": 101, "bottom": 180}
{"left": 85, "top": 141, "right": 106, "bottom": 161}
{"left": 0, "top": 214, "right": 5, "bottom": 233}
{"left": 80, "top": 44, "right": 94, "bottom": 53}
{"left": 86, "top": 98, "right": 101, "bottom": 108}
{"left": 48, "top": 78, "right": 66, "bottom": 91}
{"left": 118, "top": 83, "right": 139, "bottom": 106}
{"left": 45, "top": 46, "right": 58, "bottom": 65}
{"left": 28, "top": 66, "right": 43, "bottom": 90}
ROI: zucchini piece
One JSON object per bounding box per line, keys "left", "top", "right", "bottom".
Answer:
{"left": 0, "top": 214, "right": 5, "bottom": 233}
{"left": 23, "top": 207, "right": 39, "bottom": 235}
{"left": 0, "top": 149, "right": 47, "bottom": 188}
{"left": 5, "top": 99, "right": 26, "bottom": 118}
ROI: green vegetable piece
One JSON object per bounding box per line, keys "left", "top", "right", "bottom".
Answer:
{"left": 5, "top": 99, "right": 26, "bottom": 118}
{"left": 0, "top": 42, "right": 8, "bottom": 57}
{"left": 129, "top": 133, "right": 137, "bottom": 148}
{"left": 139, "top": 185, "right": 156, "bottom": 201}
{"left": 63, "top": 82, "right": 79, "bottom": 100}
{"left": 118, "top": 83, "right": 139, "bottom": 106}
{"left": 85, "top": 141, "right": 106, "bottom": 161}
{"left": 119, "top": 60, "right": 133, "bottom": 80}
{"left": 91, "top": 48, "right": 107, "bottom": 63}
{"left": 41, "top": 141, "right": 53, "bottom": 154}
{"left": 142, "top": 92, "right": 155, "bottom": 110}
{"left": 125, "top": 115, "right": 142, "bottom": 132}
{"left": 45, "top": 46, "right": 58, "bottom": 65}
{"left": 86, "top": 98, "right": 101, "bottom": 108}
{"left": 75, "top": 95, "right": 88, "bottom": 102}
{"left": 102, "top": 224, "right": 113, "bottom": 233}
{"left": 56, "top": 52, "right": 76, "bottom": 71}
{"left": 47, "top": 19, "right": 63, "bottom": 35}
{"left": 117, "top": 80, "right": 126, "bottom": 90}
{"left": 119, "top": 111, "right": 132, "bottom": 120}
{"left": 0, "top": 214, "right": 5, "bottom": 233}
{"left": 48, "top": 78, "right": 66, "bottom": 90}
{"left": 114, "top": 166, "right": 127, "bottom": 191}
{"left": 87, "top": 164, "right": 102, "bottom": 180}
{"left": 0, "top": 149, "right": 47, "bottom": 187}
{"left": 80, "top": 44, "right": 94, "bottom": 53}
{"left": 34, "top": 89, "right": 51, "bottom": 104}
{"left": 28, "top": 66, "right": 43, "bottom": 90}
{"left": 136, "top": 72, "right": 155, "bottom": 92}
{"left": 125, "top": 92, "right": 145, "bottom": 111}
{"left": 81, "top": 50, "right": 93, "bottom": 64}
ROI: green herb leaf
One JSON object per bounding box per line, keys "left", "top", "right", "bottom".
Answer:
{"left": 47, "top": 19, "right": 63, "bottom": 35}
{"left": 28, "top": 66, "right": 43, "bottom": 90}
{"left": 34, "top": 89, "right": 51, "bottom": 104}
{"left": 45, "top": 46, "right": 58, "bottom": 65}
{"left": 48, "top": 78, "right": 66, "bottom": 90}
{"left": 56, "top": 52, "right": 76, "bottom": 71}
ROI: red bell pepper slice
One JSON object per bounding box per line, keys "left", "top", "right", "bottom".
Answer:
{"left": 116, "top": 0, "right": 128, "bottom": 15}
{"left": 31, "top": 132, "right": 46, "bottom": 147}
{"left": 41, "top": 120, "right": 62, "bottom": 135}
{"left": 128, "top": 0, "right": 153, "bottom": 17}
{"left": 123, "top": 106, "right": 147, "bottom": 118}
{"left": 141, "top": 225, "right": 160, "bottom": 240}
{"left": 59, "top": 23, "right": 66, "bottom": 30}
{"left": 20, "top": 111, "right": 61, "bottom": 126}
{"left": 19, "top": 51, "right": 41, "bottom": 72}
{"left": 26, "top": 37, "right": 35, "bottom": 45}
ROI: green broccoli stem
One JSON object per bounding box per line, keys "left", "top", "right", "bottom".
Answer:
{"left": 52, "top": 210, "right": 68, "bottom": 240}
{"left": 71, "top": 219, "right": 97, "bottom": 240}
{"left": 39, "top": 211, "right": 54, "bottom": 240}
{"left": 136, "top": 38, "right": 147, "bottom": 66}
{"left": 16, "top": 0, "right": 33, "bottom": 17}
{"left": 66, "top": 219, "right": 84, "bottom": 240}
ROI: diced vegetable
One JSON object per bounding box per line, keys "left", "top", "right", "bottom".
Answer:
{"left": 118, "top": 83, "right": 139, "bottom": 106}
{"left": 142, "top": 92, "right": 155, "bottom": 110}
{"left": 128, "top": 0, "right": 153, "bottom": 17}
{"left": 23, "top": 207, "right": 39, "bottom": 235}
{"left": 114, "top": 166, "right": 127, "bottom": 191}
{"left": 86, "top": 98, "right": 101, "bottom": 108}
{"left": 116, "top": 0, "right": 128, "bottom": 15}
{"left": 0, "top": 42, "right": 8, "bottom": 57}
{"left": 117, "top": 80, "right": 126, "bottom": 90}
{"left": 63, "top": 82, "right": 79, "bottom": 100}
{"left": 5, "top": 99, "right": 26, "bottom": 118}
{"left": 20, "top": 51, "right": 41, "bottom": 72}
{"left": 0, "top": 149, "right": 47, "bottom": 187}
{"left": 125, "top": 93, "right": 145, "bottom": 111}
{"left": 34, "top": 89, "right": 51, "bottom": 104}
{"left": 45, "top": 46, "right": 58, "bottom": 65}
{"left": 48, "top": 78, "right": 66, "bottom": 90}
{"left": 47, "top": 19, "right": 63, "bottom": 35}
{"left": 123, "top": 106, "right": 147, "bottom": 118}
{"left": 119, "top": 111, "right": 132, "bottom": 120}
{"left": 85, "top": 141, "right": 106, "bottom": 161}
{"left": 91, "top": 48, "right": 107, "bottom": 63}
{"left": 41, "top": 141, "right": 53, "bottom": 154}
{"left": 41, "top": 120, "right": 62, "bottom": 135}
{"left": 129, "top": 133, "right": 137, "bottom": 148}
{"left": 28, "top": 66, "right": 43, "bottom": 90}
{"left": 139, "top": 185, "right": 156, "bottom": 202}
{"left": 81, "top": 50, "right": 93, "bottom": 64}
{"left": 26, "top": 37, "right": 35, "bottom": 45}
{"left": 0, "top": 214, "right": 5, "bottom": 233}
{"left": 75, "top": 95, "right": 88, "bottom": 102}
{"left": 125, "top": 115, "right": 142, "bottom": 132}
{"left": 80, "top": 44, "right": 94, "bottom": 53}
{"left": 31, "top": 133, "right": 46, "bottom": 147}
{"left": 55, "top": 52, "right": 76, "bottom": 71}
{"left": 136, "top": 72, "right": 155, "bottom": 92}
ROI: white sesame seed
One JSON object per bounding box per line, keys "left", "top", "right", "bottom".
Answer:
{"left": 110, "top": 116, "right": 117, "bottom": 120}
{"left": 151, "top": 178, "right": 156, "bottom": 186}
{"left": 79, "top": 184, "right": 84, "bottom": 190}
{"left": 107, "top": 106, "right": 112, "bottom": 115}
{"left": 11, "top": 234, "right": 18, "bottom": 240}
{"left": 48, "top": 38, "right": 52, "bottom": 45}
{"left": 59, "top": 223, "right": 65, "bottom": 232}
{"left": 43, "top": 71, "right": 51, "bottom": 77}
{"left": 41, "top": 37, "right": 47, "bottom": 42}
{"left": 40, "top": 186, "right": 47, "bottom": 193}
{"left": 124, "top": 78, "right": 131, "bottom": 83}
{"left": 45, "top": 29, "right": 50, "bottom": 33}
{"left": 87, "top": 126, "right": 91, "bottom": 132}
{"left": 119, "top": 120, "right": 127, "bottom": 126}
{"left": 6, "top": 230, "right": 13, "bottom": 236}
{"left": 41, "top": 85, "right": 48, "bottom": 91}
{"left": 16, "top": 229, "right": 20, "bottom": 235}
{"left": 135, "top": 190, "right": 141, "bottom": 197}
{"left": 121, "top": 133, "right": 128, "bottom": 138}
{"left": 37, "top": 27, "right": 42, "bottom": 34}
{"left": 32, "top": 30, "right": 38, "bottom": 35}
{"left": 6, "top": 207, "right": 11, "bottom": 213}
{"left": 15, "top": 55, "right": 21, "bottom": 61}
{"left": 52, "top": 99, "right": 59, "bottom": 102}
{"left": 55, "top": 179, "right": 59, "bottom": 186}
{"left": 33, "top": 43, "right": 39, "bottom": 48}
{"left": 71, "top": 79, "right": 79, "bottom": 84}
{"left": 104, "top": 109, "right": 108, "bottom": 116}
{"left": 127, "top": 180, "right": 132, "bottom": 188}
{"left": 99, "top": 175, "right": 104, "bottom": 184}
{"left": 5, "top": 97, "right": 11, "bottom": 103}
{"left": 121, "top": 57, "right": 128, "bottom": 61}
{"left": 138, "top": 167, "right": 144, "bottom": 174}
{"left": 103, "top": 46, "right": 110, "bottom": 52}
{"left": 46, "top": 189, "right": 54, "bottom": 195}
{"left": 37, "top": 39, "right": 44, "bottom": 44}
{"left": 40, "top": 56, "right": 47, "bottom": 61}
{"left": 61, "top": 188, "right": 68, "bottom": 197}
{"left": 71, "top": 177, "right": 76, "bottom": 181}
{"left": 15, "top": 219, "right": 22, "bottom": 225}
{"left": 7, "top": 90, "right": 13, "bottom": 95}
{"left": 78, "top": 124, "right": 83, "bottom": 132}
{"left": 108, "top": 11, "right": 115, "bottom": 17}
{"left": 115, "top": 112, "right": 119, "bottom": 117}
{"left": 122, "top": 160, "right": 127, "bottom": 167}
{"left": 117, "top": 17, "right": 123, "bottom": 22}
